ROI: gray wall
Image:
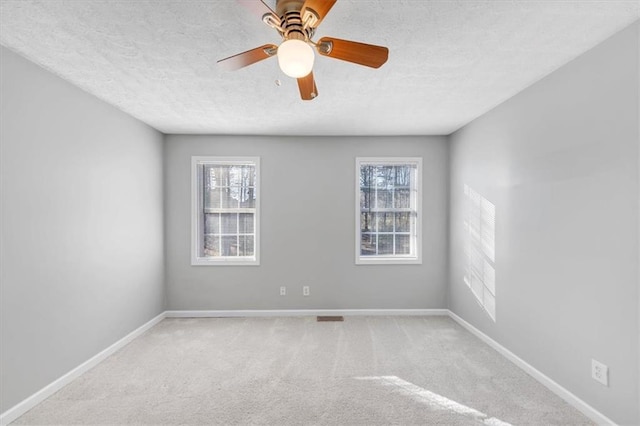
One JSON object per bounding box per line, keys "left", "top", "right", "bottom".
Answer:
{"left": 448, "top": 22, "right": 639, "bottom": 425}
{"left": 165, "top": 135, "right": 449, "bottom": 310}
{"left": 0, "top": 47, "right": 165, "bottom": 412}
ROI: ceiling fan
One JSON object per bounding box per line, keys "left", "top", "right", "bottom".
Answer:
{"left": 217, "top": 0, "right": 389, "bottom": 100}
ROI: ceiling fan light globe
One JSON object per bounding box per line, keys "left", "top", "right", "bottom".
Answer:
{"left": 277, "top": 39, "right": 315, "bottom": 78}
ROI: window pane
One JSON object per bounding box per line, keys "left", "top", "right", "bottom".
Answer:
{"left": 360, "top": 233, "right": 376, "bottom": 256}
{"left": 221, "top": 236, "right": 238, "bottom": 256}
{"left": 240, "top": 166, "right": 256, "bottom": 187}
{"left": 227, "top": 166, "right": 241, "bottom": 186}
{"left": 361, "top": 212, "right": 374, "bottom": 232}
{"left": 360, "top": 165, "right": 374, "bottom": 189}
{"left": 204, "top": 213, "right": 220, "bottom": 234}
{"left": 221, "top": 213, "right": 237, "bottom": 234}
{"left": 394, "top": 166, "right": 411, "bottom": 187}
{"left": 377, "top": 166, "right": 394, "bottom": 189}
{"left": 221, "top": 166, "right": 235, "bottom": 186}
{"left": 395, "top": 235, "right": 410, "bottom": 254}
{"left": 370, "top": 166, "right": 380, "bottom": 187}
{"left": 239, "top": 235, "right": 254, "bottom": 256}
{"left": 360, "top": 187, "right": 372, "bottom": 209}
{"left": 222, "top": 188, "right": 239, "bottom": 209}
{"left": 238, "top": 213, "right": 254, "bottom": 234}
{"left": 204, "top": 235, "right": 220, "bottom": 257}
{"left": 205, "top": 166, "right": 224, "bottom": 190}
{"left": 376, "top": 189, "right": 393, "bottom": 208}
{"left": 239, "top": 187, "right": 256, "bottom": 208}
{"left": 376, "top": 212, "right": 394, "bottom": 232}
{"left": 378, "top": 235, "right": 393, "bottom": 255}
{"left": 395, "top": 212, "right": 410, "bottom": 232}
{"left": 394, "top": 189, "right": 410, "bottom": 208}
{"left": 205, "top": 188, "right": 222, "bottom": 209}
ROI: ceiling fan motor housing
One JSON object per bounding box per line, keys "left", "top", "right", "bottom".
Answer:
{"left": 276, "top": 0, "right": 316, "bottom": 41}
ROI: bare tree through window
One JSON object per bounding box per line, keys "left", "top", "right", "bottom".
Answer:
{"left": 192, "top": 157, "right": 259, "bottom": 265}
{"left": 356, "top": 158, "right": 421, "bottom": 264}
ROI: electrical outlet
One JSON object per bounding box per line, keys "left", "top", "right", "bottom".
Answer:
{"left": 591, "top": 359, "right": 608, "bottom": 386}
{"left": 303, "top": 286, "right": 310, "bottom": 296}
{"left": 280, "top": 286, "right": 286, "bottom": 296}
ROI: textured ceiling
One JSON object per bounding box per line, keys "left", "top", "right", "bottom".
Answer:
{"left": 0, "top": 1, "right": 638, "bottom": 135}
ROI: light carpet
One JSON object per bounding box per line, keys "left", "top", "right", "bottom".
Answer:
{"left": 12, "top": 316, "right": 593, "bottom": 425}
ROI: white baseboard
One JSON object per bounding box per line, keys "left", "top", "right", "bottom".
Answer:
{"left": 165, "top": 308, "right": 449, "bottom": 318}
{"left": 0, "top": 312, "right": 166, "bottom": 426}
{"left": 447, "top": 310, "right": 616, "bottom": 426}
{"left": 1, "top": 309, "right": 617, "bottom": 426}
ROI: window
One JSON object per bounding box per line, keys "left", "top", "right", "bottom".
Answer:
{"left": 463, "top": 185, "right": 495, "bottom": 320}
{"left": 356, "top": 157, "right": 422, "bottom": 264}
{"left": 192, "top": 157, "right": 259, "bottom": 265}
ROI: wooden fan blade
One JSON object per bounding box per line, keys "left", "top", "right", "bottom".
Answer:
{"left": 316, "top": 37, "right": 389, "bottom": 68}
{"left": 300, "top": 0, "right": 337, "bottom": 28}
{"left": 236, "top": 0, "right": 278, "bottom": 21}
{"left": 297, "top": 72, "right": 318, "bottom": 101}
{"left": 217, "top": 44, "right": 278, "bottom": 71}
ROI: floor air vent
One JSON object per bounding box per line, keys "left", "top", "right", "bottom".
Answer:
{"left": 317, "top": 316, "right": 344, "bottom": 322}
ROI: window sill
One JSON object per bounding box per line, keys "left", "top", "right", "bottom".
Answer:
{"left": 191, "top": 257, "right": 260, "bottom": 266}
{"left": 356, "top": 257, "right": 422, "bottom": 265}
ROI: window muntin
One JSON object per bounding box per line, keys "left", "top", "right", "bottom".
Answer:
{"left": 356, "top": 158, "right": 422, "bottom": 264}
{"left": 192, "top": 157, "right": 259, "bottom": 265}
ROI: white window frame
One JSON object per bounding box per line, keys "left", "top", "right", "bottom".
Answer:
{"left": 355, "top": 157, "right": 422, "bottom": 265}
{"left": 191, "top": 156, "right": 260, "bottom": 266}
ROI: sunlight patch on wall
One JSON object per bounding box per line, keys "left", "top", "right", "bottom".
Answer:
{"left": 463, "top": 185, "right": 496, "bottom": 321}
{"left": 356, "top": 376, "right": 511, "bottom": 426}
